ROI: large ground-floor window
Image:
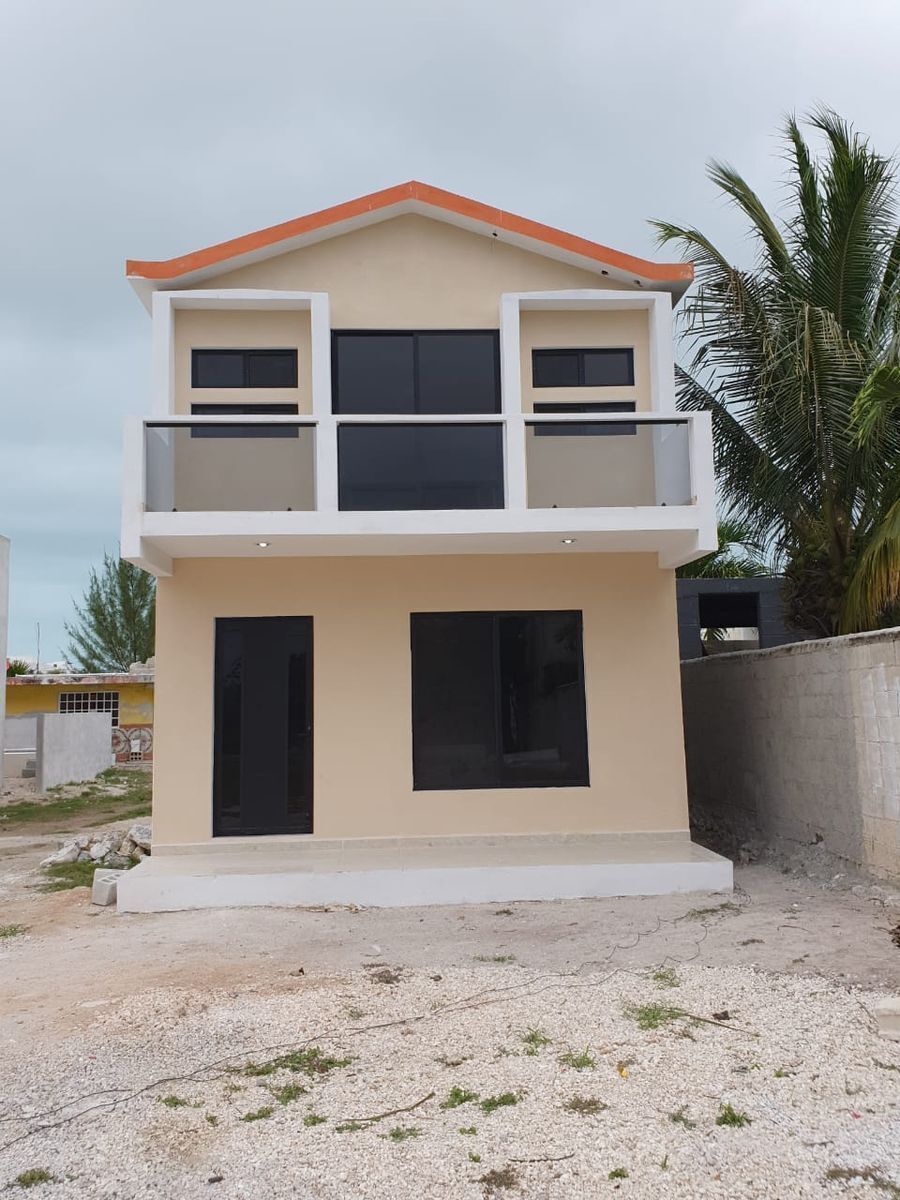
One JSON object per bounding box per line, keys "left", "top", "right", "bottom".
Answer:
{"left": 411, "top": 610, "right": 589, "bottom": 791}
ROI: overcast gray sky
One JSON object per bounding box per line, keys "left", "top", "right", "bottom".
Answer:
{"left": 2, "top": 0, "right": 899, "bottom": 660}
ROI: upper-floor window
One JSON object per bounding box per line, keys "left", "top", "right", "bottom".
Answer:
{"left": 192, "top": 348, "right": 298, "bottom": 389}
{"left": 332, "top": 331, "right": 500, "bottom": 414}
{"left": 532, "top": 348, "right": 634, "bottom": 389}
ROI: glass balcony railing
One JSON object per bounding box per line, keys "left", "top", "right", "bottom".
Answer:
{"left": 141, "top": 415, "right": 696, "bottom": 515}
{"left": 525, "top": 417, "right": 692, "bottom": 508}
{"left": 145, "top": 422, "right": 317, "bottom": 512}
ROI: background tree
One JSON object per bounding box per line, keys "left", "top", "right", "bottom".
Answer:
{"left": 654, "top": 108, "right": 900, "bottom": 635}
{"left": 65, "top": 553, "right": 155, "bottom": 672}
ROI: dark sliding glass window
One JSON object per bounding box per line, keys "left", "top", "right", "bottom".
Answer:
{"left": 338, "top": 424, "right": 504, "bottom": 511}
{"left": 411, "top": 611, "right": 589, "bottom": 790}
{"left": 532, "top": 401, "right": 637, "bottom": 437}
{"left": 192, "top": 349, "right": 298, "bottom": 389}
{"left": 332, "top": 331, "right": 500, "bottom": 414}
{"left": 532, "top": 348, "right": 634, "bottom": 388}
{"left": 189, "top": 403, "right": 300, "bottom": 438}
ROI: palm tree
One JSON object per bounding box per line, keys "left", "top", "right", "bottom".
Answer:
{"left": 653, "top": 108, "right": 900, "bottom": 636}
{"left": 676, "top": 517, "right": 769, "bottom": 580}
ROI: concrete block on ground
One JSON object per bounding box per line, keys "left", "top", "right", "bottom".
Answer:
{"left": 875, "top": 997, "right": 900, "bottom": 1042}
{"left": 92, "top": 869, "right": 126, "bottom": 907}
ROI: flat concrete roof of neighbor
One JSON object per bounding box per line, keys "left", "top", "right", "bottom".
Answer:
{"left": 117, "top": 833, "right": 733, "bottom": 912}
{"left": 7, "top": 670, "right": 154, "bottom": 687}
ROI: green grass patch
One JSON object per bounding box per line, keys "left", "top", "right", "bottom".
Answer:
{"left": 335, "top": 1120, "right": 366, "bottom": 1133}
{"left": 269, "top": 1082, "right": 307, "bottom": 1105}
{"left": 382, "top": 1126, "right": 421, "bottom": 1142}
{"left": 303, "top": 1113, "right": 327, "bottom": 1127}
{"left": 242, "top": 1047, "right": 352, "bottom": 1077}
{"left": 563, "top": 1095, "right": 607, "bottom": 1115}
{"left": 440, "top": 1086, "right": 479, "bottom": 1109}
{"left": 9, "top": 1169, "right": 57, "bottom": 1189}
{"left": 651, "top": 966, "right": 680, "bottom": 988}
{"left": 158, "top": 1095, "right": 193, "bottom": 1109}
{"left": 468, "top": 1152, "right": 482, "bottom": 1163}
{"left": 669, "top": 1105, "right": 696, "bottom": 1129}
{"left": 480, "top": 1091, "right": 520, "bottom": 1114}
{"left": 559, "top": 1047, "right": 596, "bottom": 1070}
{"left": 684, "top": 901, "right": 740, "bottom": 921}
{"left": 241, "top": 1106, "right": 274, "bottom": 1123}
{"left": 716, "top": 1102, "right": 751, "bottom": 1128}
{"left": 623, "top": 1002, "right": 685, "bottom": 1031}
{"left": 205, "top": 1113, "right": 218, "bottom": 1126}
{"left": 458, "top": 1125, "right": 477, "bottom": 1135}
{"left": 521, "top": 1026, "right": 552, "bottom": 1053}
{"left": 473, "top": 954, "right": 516, "bottom": 964}
{"left": 608, "top": 1167, "right": 629, "bottom": 1180}
{"left": 0, "top": 924, "right": 28, "bottom": 939}
{"left": 38, "top": 861, "right": 98, "bottom": 892}
{"left": 1, "top": 768, "right": 151, "bottom": 832}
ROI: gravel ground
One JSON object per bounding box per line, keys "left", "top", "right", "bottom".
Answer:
{"left": 1, "top": 955, "right": 899, "bottom": 1197}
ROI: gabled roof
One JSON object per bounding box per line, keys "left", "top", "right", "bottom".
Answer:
{"left": 126, "top": 181, "right": 693, "bottom": 305}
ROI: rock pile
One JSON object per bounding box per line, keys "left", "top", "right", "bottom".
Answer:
{"left": 41, "top": 823, "right": 151, "bottom": 871}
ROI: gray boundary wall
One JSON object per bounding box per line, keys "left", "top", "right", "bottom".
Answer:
{"left": 681, "top": 628, "right": 900, "bottom": 881}
{"left": 37, "top": 712, "right": 113, "bottom": 791}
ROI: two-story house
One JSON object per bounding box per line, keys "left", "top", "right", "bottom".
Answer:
{"left": 117, "top": 181, "right": 731, "bottom": 912}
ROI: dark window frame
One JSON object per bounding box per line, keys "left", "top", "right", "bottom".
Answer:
{"left": 531, "top": 401, "right": 637, "bottom": 437}
{"left": 410, "top": 609, "right": 590, "bottom": 792}
{"left": 331, "top": 329, "right": 501, "bottom": 414}
{"left": 191, "top": 348, "right": 299, "bottom": 389}
{"left": 532, "top": 347, "right": 635, "bottom": 388}
{"left": 189, "top": 403, "right": 301, "bottom": 439}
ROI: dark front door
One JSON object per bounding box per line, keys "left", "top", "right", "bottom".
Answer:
{"left": 213, "top": 616, "right": 313, "bottom": 836}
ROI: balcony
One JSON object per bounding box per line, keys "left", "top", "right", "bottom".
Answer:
{"left": 124, "top": 410, "right": 715, "bottom": 574}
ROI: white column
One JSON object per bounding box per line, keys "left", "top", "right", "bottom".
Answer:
{"left": 499, "top": 294, "right": 527, "bottom": 509}
{"left": 309, "top": 294, "right": 337, "bottom": 511}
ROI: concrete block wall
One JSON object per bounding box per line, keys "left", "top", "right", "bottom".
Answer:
{"left": 36, "top": 712, "right": 114, "bottom": 791}
{"left": 681, "top": 627, "right": 900, "bottom": 882}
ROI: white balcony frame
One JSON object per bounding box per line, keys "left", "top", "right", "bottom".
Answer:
{"left": 123, "top": 287, "right": 715, "bottom": 576}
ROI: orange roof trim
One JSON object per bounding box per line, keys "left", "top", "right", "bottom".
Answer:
{"left": 126, "top": 181, "right": 693, "bottom": 289}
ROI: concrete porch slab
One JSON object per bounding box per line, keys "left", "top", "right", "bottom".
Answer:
{"left": 116, "top": 832, "right": 733, "bottom": 912}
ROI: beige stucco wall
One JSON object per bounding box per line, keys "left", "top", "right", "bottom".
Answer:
{"left": 153, "top": 553, "right": 689, "bottom": 847}
{"left": 203, "top": 214, "right": 623, "bottom": 328}
{"left": 173, "top": 308, "right": 312, "bottom": 415}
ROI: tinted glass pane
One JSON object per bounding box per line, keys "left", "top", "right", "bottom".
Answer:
{"left": 214, "top": 627, "right": 243, "bottom": 828}
{"left": 532, "top": 401, "right": 636, "bottom": 437}
{"left": 190, "top": 403, "right": 300, "bottom": 439}
{"left": 417, "top": 333, "right": 500, "bottom": 414}
{"left": 411, "top": 611, "right": 589, "bottom": 790}
{"left": 338, "top": 424, "right": 504, "bottom": 510}
{"left": 247, "top": 350, "right": 298, "bottom": 388}
{"left": 411, "top": 614, "right": 498, "bottom": 790}
{"left": 193, "top": 350, "right": 245, "bottom": 388}
{"left": 334, "top": 334, "right": 416, "bottom": 413}
{"left": 583, "top": 349, "right": 634, "bottom": 386}
{"left": 532, "top": 351, "right": 580, "bottom": 388}
{"left": 497, "top": 612, "right": 588, "bottom": 786}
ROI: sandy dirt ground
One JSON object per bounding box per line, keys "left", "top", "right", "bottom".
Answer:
{"left": 1, "top": 837, "right": 899, "bottom": 1197}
